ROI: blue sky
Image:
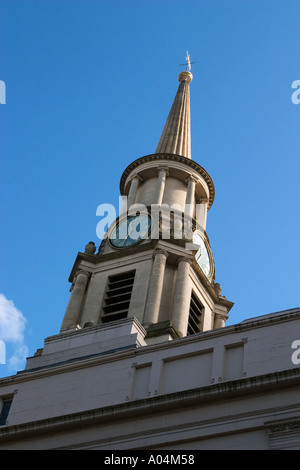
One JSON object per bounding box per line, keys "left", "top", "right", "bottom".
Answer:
{"left": 0, "top": 0, "right": 299, "bottom": 378}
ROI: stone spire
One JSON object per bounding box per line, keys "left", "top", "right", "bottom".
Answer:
{"left": 155, "top": 61, "right": 193, "bottom": 159}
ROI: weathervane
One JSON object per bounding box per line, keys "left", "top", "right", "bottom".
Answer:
{"left": 179, "top": 50, "right": 195, "bottom": 72}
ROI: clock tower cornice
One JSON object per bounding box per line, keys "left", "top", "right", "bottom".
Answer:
{"left": 120, "top": 153, "right": 215, "bottom": 210}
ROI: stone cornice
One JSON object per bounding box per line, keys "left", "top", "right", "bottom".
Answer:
{"left": 0, "top": 367, "right": 299, "bottom": 445}
{"left": 0, "top": 310, "right": 299, "bottom": 388}
{"left": 119, "top": 153, "right": 215, "bottom": 209}
{"left": 68, "top": 238, "right": 158, "bottom": 283}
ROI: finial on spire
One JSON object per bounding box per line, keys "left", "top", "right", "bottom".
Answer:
{"left": 179, "top": 50, "right": 195, "bottom": 72}
{"left": 185, "top": 50, "right": 191, "bottom": 71}
{"left": 178, "top": 50, "right": 194, "bottom": 83}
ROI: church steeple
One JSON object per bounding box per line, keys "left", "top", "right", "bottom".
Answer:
{"left": 60, "top": 54, "right": 233, "bottom": 341}
{"left": 155, "top": 69, "right": 192, "bottom": 159}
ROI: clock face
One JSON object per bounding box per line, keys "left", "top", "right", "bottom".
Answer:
{"left": 193, "top": 230, "right": 214, "bottom": 279}
{"left": 110, "top": 214, "right": 151, "bottom": 248}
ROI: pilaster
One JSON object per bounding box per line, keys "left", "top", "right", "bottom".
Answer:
{"left": 143, "top": 249, "right": 169, "bottom": 325}
{"left": 171, "top": 256, "right": 193, "bottom": 336}
{"left": 60, "top": 270, "right": 91, "bottom": 331}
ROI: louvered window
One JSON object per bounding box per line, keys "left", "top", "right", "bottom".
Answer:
{"left": 102, "top": 271, "right": 135, "bottom": 323}
{"left": 187, "top": 292, "right": 203, "bottom": 335}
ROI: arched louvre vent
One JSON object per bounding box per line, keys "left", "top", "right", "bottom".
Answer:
{"left": 188, "top": 292, "right": 203, "bottom": 335}
{"left": 102, "top": 271, "right": 135, "bottom": 323}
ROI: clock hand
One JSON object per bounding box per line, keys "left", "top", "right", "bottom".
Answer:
{"left": 120, "top": 220, "right": 134, "bottom": 246}
{"left": 127, "top": 220, "right": 134, "bottom": 236}
{"left": 120, "top": 236, "right": 128, "bottom": 246}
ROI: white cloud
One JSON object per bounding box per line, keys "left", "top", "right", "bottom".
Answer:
{"left": 0, "top": 294, "right": 29, "bottom": 372}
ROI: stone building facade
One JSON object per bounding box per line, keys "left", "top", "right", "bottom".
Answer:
{"left": 0, "top": 61, "right": 299, "bottom": 450}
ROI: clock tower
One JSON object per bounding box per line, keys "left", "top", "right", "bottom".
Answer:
{"left": 2, "top": 55, "right": 299, "bottom": 452}
{"left": 60, "top": 58, "right": 234, "bottom": 343}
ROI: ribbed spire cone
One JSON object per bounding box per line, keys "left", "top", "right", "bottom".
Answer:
{"left": 155, "top": 70, "right": 193, "bottom": 159}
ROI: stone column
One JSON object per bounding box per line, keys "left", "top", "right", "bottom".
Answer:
{"left": 153, "top": 167, "right": 168, "bottom": 206}
{"left": 79, "top": 273, "right": 107, "bottom": 328}
{"left": 195, "top": 198, "right": 208, "bottom": 232}
{"left": 185, "top": 176, "right": 197, "bottom": 219}
{"left": 143, "top": 249, "right": 168, "bottom": 325}
{"left": 171, "top": 257, "right": 192, "bottom": 336}
{"left": 127, "top": 174, "right": 142, "bottom": 209}
{"left": 214, "top": 314, "right": 227, "bottom": 329}
{"left": 60, "top": 270, "right": 90, "bottom": 331}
